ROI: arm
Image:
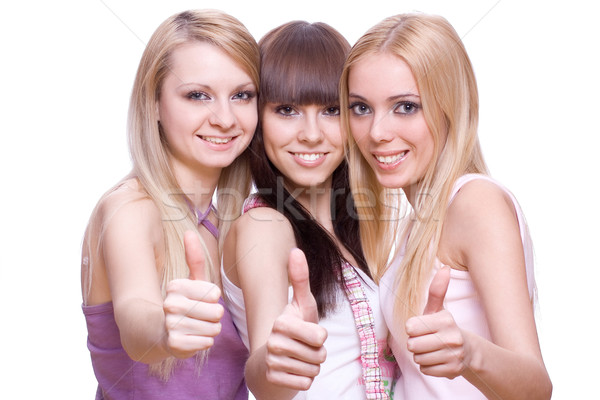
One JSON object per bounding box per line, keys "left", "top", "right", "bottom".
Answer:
{"left": 224, "top": 208, "right": 327, "bottom": 400}
{"left": 406, "top": 179, "right": 552, "bottom": 399}
{"left": 101, "top": 192, "right": 172, "bottom": 363}
{"left": 103, "top": 193, "right": 222, "bottom": 363}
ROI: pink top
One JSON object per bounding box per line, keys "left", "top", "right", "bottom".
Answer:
{"left": 379, "top": 174, "right": 535, "bottom": 399}
{"left": 82, "top": 298, "right": 248, "bottom": 399}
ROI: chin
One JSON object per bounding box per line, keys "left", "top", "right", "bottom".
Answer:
{"left": 212, "top": 155, "right": 242, "bottom": 168}
{"left": 374, "top": 176, "right": 404, "bottom": 190}
{"left": 287, "top": 177, "right": 327, "bottom": 191}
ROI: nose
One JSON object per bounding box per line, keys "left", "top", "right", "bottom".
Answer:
{"left": 297, "top": 114, "right": 324, "bottom": 143}
{"left": 368, "top": 111, "right": 394, "bottom": 143}
{"left": 208, "top": 100, "right": 236, "bottom": 130}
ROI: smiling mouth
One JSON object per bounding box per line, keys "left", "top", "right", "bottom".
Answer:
{"left": 375, "top": 151, "right": 408, "bottom": 165}
{"left": 200, "top": 135, "right": 235, "bottom": 144}
{"left": 294, "top": 153, "right": 325, "bottom": 161}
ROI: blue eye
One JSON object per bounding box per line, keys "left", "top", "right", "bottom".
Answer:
{"left": 187, "top": 91, "right": 210, "bottom": 101}
{"left": 349, "top": 102, "right": 371, "bottom": 115}
{"left": 394, "top": 101, "right": 420, "bottom": 115}
{"left": 232, "top": 91, "right": 256, "bottom": 101}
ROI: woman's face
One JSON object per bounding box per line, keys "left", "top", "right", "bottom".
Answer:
{"left": 261, "top": 102, "right": 345, "bottom": 192}
{"left": 347, "top": 52, "right": 437, "bottom": 198}
{"left": 158, "top": 42, "right": 257, "bottom": 177}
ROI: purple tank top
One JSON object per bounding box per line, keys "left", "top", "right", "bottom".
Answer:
{"left": 82, "top": 298, "right": 248, "bottom": 399}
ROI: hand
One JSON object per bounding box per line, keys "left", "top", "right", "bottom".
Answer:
{"left": 265, "top": 248, "right": 328, "bottom": 390}
{"left": 405, "top": 266, "right": 470, "bottom": 379}
{"left": 163, "top": 230, "right": 224, "bottom": 359}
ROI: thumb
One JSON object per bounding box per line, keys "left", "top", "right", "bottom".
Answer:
{"left": 184, "top": 230, "right": 206, "bottom": 281}
{"left": 423, "top": 265, "right": 450, "bottom": 315}
{"left": 288, "top": 248, "right": 319, "bottom": 323}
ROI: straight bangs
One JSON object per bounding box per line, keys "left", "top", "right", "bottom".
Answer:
{"left": 259, "top": 21, "right": 349, "bottom": 106}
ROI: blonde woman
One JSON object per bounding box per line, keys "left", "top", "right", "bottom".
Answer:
{"left": 341, "top": 13, "right": 552, "bottom": 400}
{"left": 81, "top": 10, "right": 258, "bottom": 399}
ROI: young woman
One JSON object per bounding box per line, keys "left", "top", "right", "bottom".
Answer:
{"left": 81, "top": 10, "right": 259, "bottom": 399}
{"left": 222, "top": 21, "right": 396, "bottom": 399}
{"left": 341, "top": 13, "right": 552, "bottom": 400}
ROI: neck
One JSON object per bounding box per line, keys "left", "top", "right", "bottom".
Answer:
{"left": 292, "top": 180, "right": 335, "bottom": 234}
{"left": 172, "top": 160, "right": 221, "bottom": 211}
{"left": 293, "top": 181, "right": 360, "bottom": 266}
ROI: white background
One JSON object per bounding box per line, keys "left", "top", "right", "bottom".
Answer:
{"left": 0, "top": 0, "right": 597, "bottom": 398}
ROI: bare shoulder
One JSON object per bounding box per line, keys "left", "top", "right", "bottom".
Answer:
{"left": 83, "top": 179, "right": 164, "bottom": 304}
{"left": 94, "top": 179, "right": 159, "bottom": 229}
{"left": 440, "top": 178, "right": 520, "bottom": 268}
{"left": 238, "top": 206, "right": 293, "bottom": 230}
{"left": 224, "top": 206, "right": 296, "bottom": 286}
{"left": 89, "top": 179, "right": 164, "bottom": 255}
{"left": 446, "top": 178, "right": 516, "bottom": 225}
{"left": 232, "top": 206, "right": 296, "bottom": 252}
{"left": 99, "top": 179, "right": 157, "bottom": 216}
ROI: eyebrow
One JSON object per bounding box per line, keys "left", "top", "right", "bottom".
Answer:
{"left": 177, "top": 81, "right": 256, "bottom": 91}
{"left": 348, "top": 92, "right": 420, "bottom": 102}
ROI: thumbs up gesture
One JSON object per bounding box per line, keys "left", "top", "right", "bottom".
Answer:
{"left": 264, "top": 248, "right": 328, "bottom": 390}
{"left": 163, "top": 230, "right": 224, "bottom": 359}
{"left": 405, "top": 266, "right": 469, "bottom": 379}
{"left": 287, "top": 248, "right": 320, "bottom": 323}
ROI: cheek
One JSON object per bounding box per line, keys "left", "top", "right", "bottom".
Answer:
{"left": 261, "top": 129, "right": 279, "bottom": 162}
{"left": 419, "top": 124, "right": 436, "bottom": 156}
{"left": 261, "top": 116, "right": 294, "bottom": 151}
{"left": 405, "top": 119, "right": 433, "bottom": 149}
{"left": 350, "top": 119, "right": 368, "bottom": 146}
{"left": 159, "top": 101, "right": 194, "bottom": 134}
{"left": 415, "top": 131, "right": 437, "bottom": 170}
{"left": 354, "top": 138, "right": 372, "bottom": 162}
{"left": 238, "top": 105, "right": 258, "bottom": 132}
{"left": 329, "top": 137, "right": 347, "bottom": 167}
{"left": 158, "top": 94, "right": 179, "bottom": 122}
{"left": 349, "top": 118, "right": 369, "bottom": 145}
{"left": 323, "top": 120, "right": 344, "bottom": 148}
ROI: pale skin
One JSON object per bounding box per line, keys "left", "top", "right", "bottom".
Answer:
{"left": 222, "top": 103, "right": 352, "bottom": 399}
{"left": 407, "top": 180, "right": 551, "bottom": 399}
{"left": 81, "top": 41, "right": 256, "bottom": 363}
{"left": 82, "top": 186, "right": 223, "bottom": 363}
{"left": 348, "top": 52, "right": 551, "bottom": 399}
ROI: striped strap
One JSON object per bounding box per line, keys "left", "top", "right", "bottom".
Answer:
{"left": 341, "top": 262, "right": 388, "bottom": 399}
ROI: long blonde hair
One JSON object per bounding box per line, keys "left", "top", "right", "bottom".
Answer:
{"left": 83, "top": 9, "right": 259, "bottom": 379}
{"left": 129, "top": 9, "right": 258, "bottom": 269}
{"left": 340, "top": 13, "right": 488, "bottom": 320}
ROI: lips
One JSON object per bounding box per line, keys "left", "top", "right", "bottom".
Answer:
{"left": 372, "top": 150, "right": 409, "bottom": 170}
{"left": 374, "top": 151, "right": 407, "bottom": 164}
{"left": 291, "top": 151, "right": 328, "bottom": 167}
{"left": 294, "top": 152, "right": 324, "bottom": 161}
{"left": 199, "top": 135, "right": 235, "bottom": 144}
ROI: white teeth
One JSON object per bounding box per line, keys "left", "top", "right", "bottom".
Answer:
{"left": 202, "top": 136, "right": 233, "bottom": 144}
{"left": 375, "top": 151, "right": 407, "bottom": 164}
{"left": 295, "top": 153, "right": 324, "bottom": 161}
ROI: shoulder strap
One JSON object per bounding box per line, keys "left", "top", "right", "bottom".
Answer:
{"left": 242, "top": 194, "right": 268, "bottom": 213}
{"left": 341, "top": 263, "right": 389, "bottom": 399}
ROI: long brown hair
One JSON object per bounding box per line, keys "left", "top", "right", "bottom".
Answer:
{"left": 250, "top": 21, "right": 370, "bottom": 317}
